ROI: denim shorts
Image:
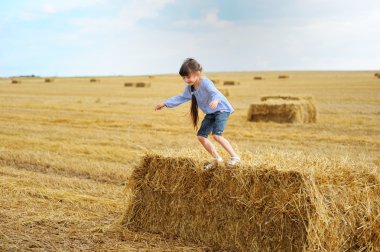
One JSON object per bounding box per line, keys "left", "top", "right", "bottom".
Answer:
{"left": 197, "top": 111, "right": 230, "bottom": 138}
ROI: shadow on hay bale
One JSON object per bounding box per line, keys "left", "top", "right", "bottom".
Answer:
{"left": 219, "top": 88, "right": 229, "bottom": 97}
{"left": 248, "top": 97, "right": 317, "bottom": 123}
{"left": 123, "top": 154, "right": 380, "bottom": 251}
{"left": 11, "top": 79, "right": 21, "bottom": 84}
{"left": 223, "top": 80, "right": 239, "bottom": 86}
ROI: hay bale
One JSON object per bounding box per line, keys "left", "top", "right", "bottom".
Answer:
{"left": 44, "top": 78, "right": 54, "bottom": 83}
{"left": 123, "top": 154, "right": 380, "bottom": 251}
{"left": 219, "top": 88, "right": 229, "bottom": 97}
{"left": 278, "top": 75, "right": 290, "bottom": 79}
{"left": 90, "top": 78, "right": 100, "bottom": 83}
{"left": 11, "top": 79, "right": 21, "bottom": 84}
{"left": 210, "top": 79, "right": 220, "bottom": 84}
{"left": 223, "top": 81, "right": 239, "bottom": 86}
{"left": 124, "top": 82, "right": 134, "bottom": 87}
{"left": 260, "top": 96, "right": 301, "bottom": 102}
{"left": 135, "top": 82, "right": 151, "bottom": 88}
{"left": 253, "top": 76, "right": 263, "bottom": 80}
{"left": 247, "top": 99, "right": 317, "bottom": 123}
{"left": 148, "top": 75, "right": 155, "bottom": 79}
{"left": 374, "top": 73, "right": 380, "bottom": 77}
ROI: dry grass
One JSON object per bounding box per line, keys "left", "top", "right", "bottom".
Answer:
{"left": 219, "top": 88, "right": 230, "bottom": 97}
{"left": 0, "top": 71, "right": 379, "bottom": 250}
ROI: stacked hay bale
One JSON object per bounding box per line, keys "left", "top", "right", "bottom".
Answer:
{"left": 223, "top": 80, "right": 239, "bottom": 86}
{"left": 278, "top": 75, "right": 290, "bottom": 79}
{"left": 44, "top": 78, "right": 54, "bottom": 83}
{"left": 219, "top": 88, "right": 229, "bottom": 97}
{"left": 248, "top": 96, "right": 317, "bottom": 123}
{"left": 123, "top": 154, "right": 380, "bottom": 251}
{"left": 11, "top": 79, "right": 21, "bottom": 84}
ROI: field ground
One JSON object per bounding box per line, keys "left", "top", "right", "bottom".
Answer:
{"left": 1, "top": 71, "right": 379, "bottom": 250}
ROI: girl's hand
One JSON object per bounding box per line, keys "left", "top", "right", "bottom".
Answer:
{"left": 209, "top": 100, "right": 218, "bottom": 109}
{"left": 154, "top": 103, "right": 166, "bottom": 110}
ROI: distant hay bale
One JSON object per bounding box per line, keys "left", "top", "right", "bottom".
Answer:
{"left": 260, "top": 96, "right": 301, "bottom": 102}
{"left": 148, "top": 75, "right": 155, "bottom": 79}
{"left": 219, "top": 88, "right": 229, "bottom": 97}
{"left": 223, "top": 80, "right": 239, "bottom": 86}
{"left": 374, "top": 73, "right": 380, "bottom": 77}
{"left": 123, "top": 154, "right": 380, "bottom": 251}
{"left": 44, "top": 78, "right": 54, "bottom": 83}
{"left": 124, "top": 82, "right": 134, "bottom": 87}
{"left": 90, "top": 78, "right": 100, "bottom": 83}
{"left": 278, "top": 75, "right": 290, "bottom": 79}
{"left": 135, "top": 82, "right": 151, "bottom": 88}
{"left": 210, "top": 79, "right": 220, "bottom": 84}
{"left": 248, "top": 98, "right": 317, "bottom": 123}
{"left": 253, "top": 76, "right": 263, "bottom": 80}
{"left": 11, "top": 79, "right": 21, "bottom": 84}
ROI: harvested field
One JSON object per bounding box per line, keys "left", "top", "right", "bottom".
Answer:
{"left": 219, "top": 88, "right": 229, "bottom": 97}
{"left": 0, "top": 71, "right": 379, "bottom": 250}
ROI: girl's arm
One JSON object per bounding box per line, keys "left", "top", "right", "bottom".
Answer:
{"left": 204, "top": 79, "right": 221, "bottom": 108}
{"left": 162, "top": 86, "right": 192, "bottom": 108}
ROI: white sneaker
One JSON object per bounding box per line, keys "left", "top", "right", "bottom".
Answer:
{"left": 226, "top": 156, "right": 240, "bottom": 167}
{"left": 204, "top": 157, "right": 223, "bottom": 170}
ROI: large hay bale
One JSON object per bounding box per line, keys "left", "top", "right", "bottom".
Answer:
{"left": 219, "top": 88, "right": 229, "bottom": 97}
{"left": 44, "top": 78, "right": 54, "bottom": 83}
{"left": 278, "top": 75, "right": 290, "bottom": 79}
{"left": 223, "top": 80, "right": 239, "bottom": 86}
{"left": 247, "top": 99, "right": 317, "bottom": 123}
{"left": 253, "top": 76, "right": 263, "bottom": 80}
{"left": 124, "top": 82, "right": 134, "bottom": 87}
{"left": 11, "top": 79, "right": 21, "bottom": 84}
{"left": 123, "top": 154, "right": 380, "bottom": 251}
{"left": 135, "top": 82, "right": 151, "bottom": 88}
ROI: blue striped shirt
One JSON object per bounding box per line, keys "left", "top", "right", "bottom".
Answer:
{"left": 164, "top": 78, "right": 234, "bottom": 114}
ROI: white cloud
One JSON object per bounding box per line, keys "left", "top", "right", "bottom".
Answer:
{"left": 174, "top": 9, "right": 233, "bottom": 29}
{"left": 70, "top": 0, "right": 175, "bottom": 31}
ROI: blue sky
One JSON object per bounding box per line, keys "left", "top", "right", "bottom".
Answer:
{"left": 1, "top": 0, "right": 379, "bottom": 76}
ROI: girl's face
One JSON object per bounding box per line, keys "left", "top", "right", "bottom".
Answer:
{"left": 182, "top": 71, "right": 201, "bottom": 86}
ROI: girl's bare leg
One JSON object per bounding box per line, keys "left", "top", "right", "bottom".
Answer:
{"left": 197, "top": 136, "right": 220, "bottom": 158}
{"left": 212, "top": 135, "right": 239, "bottom": 157}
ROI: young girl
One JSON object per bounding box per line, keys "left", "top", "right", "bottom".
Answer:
{"left": 154, "top": 58, "right": 240, "bottom": 169}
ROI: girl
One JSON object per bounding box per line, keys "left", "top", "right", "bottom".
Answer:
{"left": 154, "top": 58, "right": 240, "bottom": 169}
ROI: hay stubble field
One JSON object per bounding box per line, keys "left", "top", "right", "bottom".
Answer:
{"left": 0, "top": 71, "right": 379, "bottom": 251}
